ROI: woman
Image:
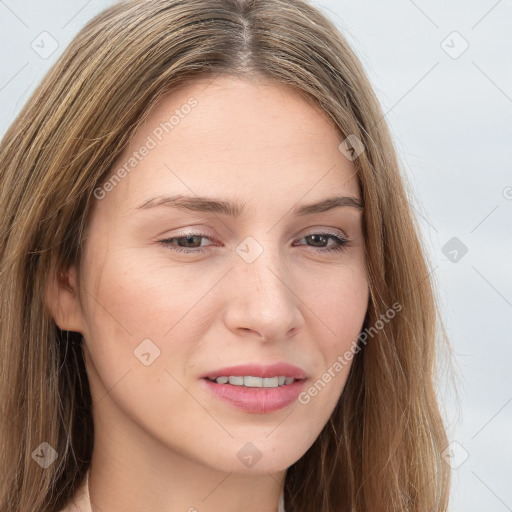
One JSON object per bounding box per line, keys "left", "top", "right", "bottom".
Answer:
{"left": 0, "top": 0, "right": 451, "bottom": 511}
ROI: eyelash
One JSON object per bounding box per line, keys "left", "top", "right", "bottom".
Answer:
{"left": 158, "top": 231, "right": 350, "bottom": 255}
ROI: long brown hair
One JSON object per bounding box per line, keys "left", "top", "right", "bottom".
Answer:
{"left": 0, "top": 0, "right": 451, "bottom": 510}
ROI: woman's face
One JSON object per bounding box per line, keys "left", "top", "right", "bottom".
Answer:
{"left": 61, "top": 74, "right": 368, "bottom": 474}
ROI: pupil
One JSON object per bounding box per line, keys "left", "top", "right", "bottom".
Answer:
{"left": 180, "top": 235, "right": 200, "bottom": 247}
{"left": 309, "top": 234, "right": 326, "bottom": 247}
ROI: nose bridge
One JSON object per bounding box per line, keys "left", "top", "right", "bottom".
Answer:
{"left": 227, "top": 234, "right": 303, "bottom": 339}
{"left": 239, "top": 238, "right": 287, "bottom": 302}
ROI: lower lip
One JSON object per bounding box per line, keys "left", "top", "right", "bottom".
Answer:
{"left": 201, "top": 378, "right": 307, "bottom": 414}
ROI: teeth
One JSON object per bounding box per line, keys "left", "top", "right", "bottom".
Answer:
{"left": 262, "top": 377, "right": 279, "bottom": 388}
{"left": 212, "top": 376, "right": 296, "bottom": 387}
{"left": 244, "top": 376, "right": 263, "bottom": 387}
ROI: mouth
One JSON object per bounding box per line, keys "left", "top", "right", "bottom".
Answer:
{"left": 204, "top": 375, "right": 302, "bottom": 387}
{"left": 200, "top": 362, "right": 307, "bottom": 382}
{"left": 200, "top": 363, "right": 308, "bottom": 414}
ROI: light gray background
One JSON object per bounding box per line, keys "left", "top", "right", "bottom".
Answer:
{"left": 1, "top": 1, "right": 511, "bottom": 510}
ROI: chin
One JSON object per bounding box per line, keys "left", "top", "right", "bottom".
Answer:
{"left": 201, "top": 437, "right": 310, "bottom": 474}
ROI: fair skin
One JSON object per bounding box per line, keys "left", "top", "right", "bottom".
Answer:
{"left": 49, "top": 74, "right": 368, "bottom": 512}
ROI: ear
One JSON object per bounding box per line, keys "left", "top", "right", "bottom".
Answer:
{"left": 45, "top": 263, "right": 85, "bottom": 333}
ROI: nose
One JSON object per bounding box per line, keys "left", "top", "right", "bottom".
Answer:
{"left": 223, "top": 242, "right": 305, "bottom": 342}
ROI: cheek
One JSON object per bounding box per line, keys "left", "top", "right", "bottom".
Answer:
{"left": 79, "top": 251, "right": 209, "bottom": 450}
{"left": 82, "top": 247, "right": 210, "bottom": 340}
{"left": 79, "top": 247, "right": 226, "bottom": 411}
{"left": 299, "top": 261, "right": 368, "bottom": 344}
{"left": 296, "top": 264, "right": 368, "bottom": 403}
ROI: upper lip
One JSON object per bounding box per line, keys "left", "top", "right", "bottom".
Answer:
{"left": 201, "top": 362, "right": 307, "bottom": 380}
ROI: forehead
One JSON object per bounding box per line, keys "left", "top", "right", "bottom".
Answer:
{"left": 95, "top": 74, "right": 360, "bottom": 218}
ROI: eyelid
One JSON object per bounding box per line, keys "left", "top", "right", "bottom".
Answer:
{"left": 158, "top": 226, "right": 351, "bottom": 255}
{"left": 163, "top": 225, "right": 349, "bottom": 243}
{"left": 300, "top": 226, "right": 349, "bottom": 239}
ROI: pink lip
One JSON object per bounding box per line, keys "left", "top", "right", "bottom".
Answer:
{"left": 200, "top": 362, "right": 308, "bottom": 414}
{"left": 200, "top": 362, "right": 307, "bottom": 380}
{"left": 201, "top": 378, "right": 307, "bottom": 414}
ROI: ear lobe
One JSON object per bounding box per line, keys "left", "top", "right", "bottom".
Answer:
{"left": 46, "top": 264, "right": 84, "bottom": 333}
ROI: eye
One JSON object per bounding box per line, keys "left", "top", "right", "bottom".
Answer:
{"left": 159, "top": 232, "right": 216, "bottom": 254}
{"left": 158, "top": 230, "right": 350, "bottom": 254}
{"left": 293, "top": 232, "right": 349, "bottom": 253}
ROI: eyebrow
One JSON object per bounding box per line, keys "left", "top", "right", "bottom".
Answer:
{"left": 135, "top": 193, "right": 363, "bottom": 217}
